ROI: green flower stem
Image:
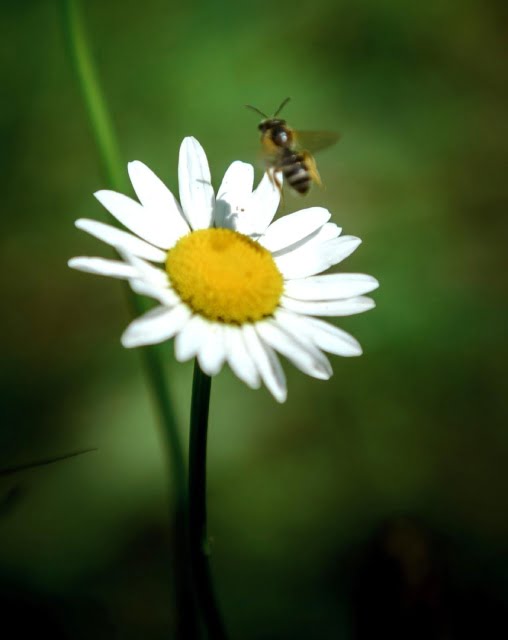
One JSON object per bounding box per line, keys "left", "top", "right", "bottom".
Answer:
{"left": 61, "top": 2, "right": 196, "bottom": 637}
{"left": 189, "top": 363, "right": 229, "bottom": 640}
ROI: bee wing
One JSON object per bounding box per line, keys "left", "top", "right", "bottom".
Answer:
{"left": 302, "top": 151, "right": 322, "bottom": 187}
{"left": 294, "top": 130, "right": 340, "bottom": 153}
{"left": 255, "top": 146, "right": 277, "bottom": 173}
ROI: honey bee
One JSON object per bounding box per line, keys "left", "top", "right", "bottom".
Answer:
{"left": 246, "top": 97, "right": 339, "bottom": 195}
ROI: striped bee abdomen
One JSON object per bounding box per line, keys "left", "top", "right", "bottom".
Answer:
{"left": 280, "top": 150, "right": 311, "bottom": 195}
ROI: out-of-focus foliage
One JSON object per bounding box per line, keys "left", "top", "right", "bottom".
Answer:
{"left": 0, "top": 0, "right": 507, "bottom": 637}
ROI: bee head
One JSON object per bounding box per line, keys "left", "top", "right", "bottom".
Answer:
{"left": 258, "top": 120, "right": 291, "bottom": 148}
{"left": 258, "top": 118, "right": 286, "bottom": 133}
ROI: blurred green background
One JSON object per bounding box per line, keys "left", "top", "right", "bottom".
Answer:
{"left": 1, "top": 0, "right": 507, "bottom": 637}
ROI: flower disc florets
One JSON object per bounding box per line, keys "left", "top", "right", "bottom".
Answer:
{"left": 166, "top": 228, "right": 283, "bottom": 323}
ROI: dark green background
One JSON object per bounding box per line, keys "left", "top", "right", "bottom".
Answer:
{"left": 1, "top": 0, "right": 507, "bottom": 637}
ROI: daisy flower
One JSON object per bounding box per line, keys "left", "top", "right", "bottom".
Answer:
{"left": 69, "top": 137, "right": 378, "bottom": 402}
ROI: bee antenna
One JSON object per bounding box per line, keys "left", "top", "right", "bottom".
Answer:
{"left": 245, "top": 104, "right": 268, "bottom": 118}
{"left": 273, "top": 97, "right": 291, "bottom": 117}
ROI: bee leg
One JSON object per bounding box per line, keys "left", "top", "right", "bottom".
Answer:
{"left": 267, "top": 167, "right": 284, "bottom": 206}
{"left": 275, "top": 173, "right": 285, "bottom": 207}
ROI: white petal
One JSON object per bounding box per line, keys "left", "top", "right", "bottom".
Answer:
{"left": 242, "top": 324, "right": 287, "bottom": 403}
{"left": 129, "top": 279, "right": 180, "bottom": 306}
{"left": 68, "top": 256, "right": 138, "bottom": 279}
{"left": 119, "top": 251, "right": 169, "bottom": 287}
{"left": 276, "top": 310, "right": 363, "bottom": 357}
{"left": 121, "top": 304, "right": 191, "bottom": 348}
{"left": 272, "top": 222, "right": 342, "bottom": 258}
{"left": 174, "top": 314, "right": 211, "bottom": 362}
{"left": 234, "top": 170, "right": 281, "bottom": 236}
{"left": 75, "top": 219, "right": 166, "bottom": 262}
{"left": 128, "top": 161, "right": 190, "bottom": 246}
{"left": 280, "top": 295, "right": 376, "bottom": 316}
{"left": 217, "top": 162, "right": 255, "bottom": 200}
{"left": 94, "top": 190, "right": 174, "bottom": 249}
{"left": 197, "top": 323, "right": 227, "bottom": 376}
{"left": 215, "top": 161, "right": 254, "bottom": 229}
{"left": 223, "top": 325, "right": 261, "bottom": 389}
{"left": 275, "top": 236, "right": 362, "bottom": 279}
{"left": 284, "top": 273, "right": 379, "bottom": 301}
{"left": 178, "top": 137, "right": 214, "bottom": 230}
{"left": 260, "top": 208, "right": 331, "bottom": 252}
{"left": 256, "top": 320, "right": 332, "bottom": 380}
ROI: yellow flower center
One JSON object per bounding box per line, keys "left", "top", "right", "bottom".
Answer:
{"left": 166, "top": 228, "right": 283, "bottom": 323}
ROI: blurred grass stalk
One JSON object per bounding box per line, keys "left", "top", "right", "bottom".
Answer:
{"left": 60, "top": 1, "right": 195, "bottom": 637}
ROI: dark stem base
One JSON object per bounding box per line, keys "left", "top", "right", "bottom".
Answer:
{"left": 189, "top": 363, "right": 229, "bottom": 640}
